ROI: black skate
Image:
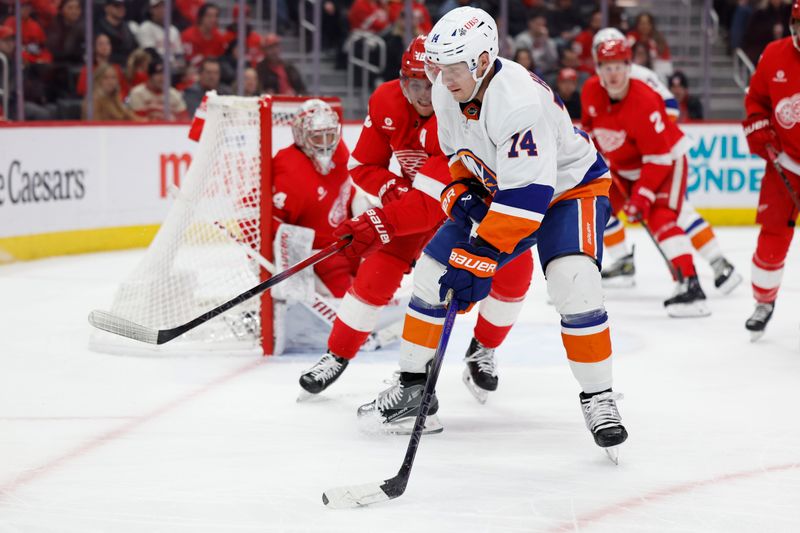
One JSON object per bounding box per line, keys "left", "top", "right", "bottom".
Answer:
{"left": 462, "top": 337, "right": 498, "bottom": 404}
{"left": 298, "top": 352, "right": 349, "bottom": 398}
{"left": 663, "top": 275, "right": 711, "bottom": 318}
{"left": 579, "top": 389, "right": 628, "bottom": 464}
{"left": 745, "top": 302, "right": 775, "bottom": 342}
{"left": 601, "top": 246, "right": 636, "bottom": 288}
{"left": 711, "top": 257, "right": 742, "bottom": 295}
{"left": 357, "top": 371, "right": 443, "bottom": 435}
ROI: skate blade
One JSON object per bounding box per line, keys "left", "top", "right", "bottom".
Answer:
{"left": 462, "top": 368, "right": 489, "bottom": 404}
{"left": 717, "top": 271, "right": 743, "bottom": 295}
{"left": 356, "top": 411, "right": 444, "bottom": 435}
{"left": 604, "top": 446, "right": 620, "bottom": 465}
{"left": 666, "top": 301, "right": 711, "bottom": 318}
{"left": 601, "top": 276, "right": 636, "bottom": 289}
{"left": 749, "top": 329, "right": 765, "bottom": 342}
{"left": 296, "top": 389, "right": 322, "bottom": 403}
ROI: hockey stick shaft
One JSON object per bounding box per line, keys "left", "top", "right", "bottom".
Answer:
{"left": 766, "top": 145, "right": 800, "bottom": 212}
{"left": 611, "top": 177, "right": 682, "bottom": 281}
{"left": 322, "top": 291, "right": 458, "bottom": 508}
{"left": 89, "top": 239, "right": 350, "bottom": 345}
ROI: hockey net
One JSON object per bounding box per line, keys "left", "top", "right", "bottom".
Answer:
{"left": 90, "top": 94, "right": 343, "bottom": 356}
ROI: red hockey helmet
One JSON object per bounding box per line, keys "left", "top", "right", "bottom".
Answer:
{"left": 595, "top": 39, "right": 632, "bottom": 64}
{"left": 792, "top": 0, "right": 800, "bottom": 52}
{"left": 401, "top": 35, "right": 428, "bottom": 79}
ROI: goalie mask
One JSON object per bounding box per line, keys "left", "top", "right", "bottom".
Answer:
{"left": 292, "top": 99, "right": 341, "bottom": 175}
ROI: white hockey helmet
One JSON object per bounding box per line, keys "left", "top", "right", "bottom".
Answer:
{"left": 424, "top": 6, "right": 498, "bottom": 101}
{"left": 291, "top": 99, "right": 341, "bottom": 176}
{"left": 591, "top": 27, "right": 626, "bottom": 65}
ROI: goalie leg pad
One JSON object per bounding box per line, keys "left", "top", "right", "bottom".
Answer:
{"left": 546, "top": 254, "right": 613, "bottom": 394}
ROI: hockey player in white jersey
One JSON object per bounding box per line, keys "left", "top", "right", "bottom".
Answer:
{"left": 357, "top": 7, "right": 627, "bottom": 461}
{"left": 593, "top": 28, "right": 742, "bottom": 293}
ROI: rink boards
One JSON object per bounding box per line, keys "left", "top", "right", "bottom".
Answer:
{"left": 0, "top": 121, "right": 763, "bottom": 262}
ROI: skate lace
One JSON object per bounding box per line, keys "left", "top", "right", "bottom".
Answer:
{"left": 375, "top": 373, "right": 404, "bottom": 411}
{"left": 751, "top": 303, "right": 773, "bottom": 322}
{"left": 464, "top": 346, "right": 498, "bottom": 377}
{"left": 583, "top": 391, "right": 624, "bottom": 432}
{"left": 306, "top": 354, "right": 342, "bottom": 382}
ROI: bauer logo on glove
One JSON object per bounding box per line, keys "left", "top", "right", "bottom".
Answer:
{"left": 448, "top": 248, "right": 497, "bottom": 276}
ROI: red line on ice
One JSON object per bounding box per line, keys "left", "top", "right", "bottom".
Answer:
{"left": 548, "top": 461, "right": 800, "bottom": 532}
{"left": 0, "top": 358, "right": 264, "bottom": 497}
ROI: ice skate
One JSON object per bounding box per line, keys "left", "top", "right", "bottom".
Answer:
{"left": 711, "top": 257, "right": 742, "bottom": 295}
{"left": 297, "top": 352, "right": 349, "bottom": 400}
{"left": 745, "top": 302, "right": 775, "bottom": 342}
{"left": 357, "top": 371, "right": 443, "bottom": 435}
{"left": 601, "top": 247, "right": 636, "bottom": 288}
{"left": 579, "top": 389, "right": 627, "bottom": 464}
{"left": 664, "top": 275, "right": 711, "bottom": 318}
{"left": 462, "top": 338, "right": 498, "bottom": 404}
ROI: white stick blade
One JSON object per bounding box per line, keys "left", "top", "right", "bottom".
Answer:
{"left": 88, "top": 310, "right": 159, "bottom": 344}
{"left": 322, "top": 482, "right": 390, "bottom": 509}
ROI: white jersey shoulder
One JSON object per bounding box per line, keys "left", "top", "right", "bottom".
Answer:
{"left": 630, "top": 64, "right": 679, "bottom": 118}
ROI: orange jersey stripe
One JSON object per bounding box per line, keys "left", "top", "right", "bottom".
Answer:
{"left": 449, "top": 160, "right": 474, "bottom": 182}
{"left": 551, "top": 177, "right": 611, "bottom": 206}
{"left": 477, "top": 210, "right": 541, "bottom": 253}
{"left": 604, "top": 225, "right": 626, "bottom": 247}
{"left": 402, "top": 314, "right": 444, "bottom": 350}
{"left": 579, "top": 197, "right": 597, "bottom": 259}
{"left": 562, "top": 328, "right": 612, "bottom": 363}
{"left": 690, "top": 226, "right": 715, "bottom": 250}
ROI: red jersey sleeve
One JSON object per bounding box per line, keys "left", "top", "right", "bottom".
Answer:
{"left": 271, "top": 148, "right": 307, "bottom": 226}
{"left": 627, "top": 89, "right": 678, "bottom": 192}
{"left": 744, "top": 47, "right": 773, "bottom": 122}
{"left": 348, "top": 92, "right": 399, "bottom": 196}
{"left": 383, "top": 155, "right": 448, "bottom": 236}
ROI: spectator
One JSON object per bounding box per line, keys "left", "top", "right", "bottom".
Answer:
{"left": 626, "top": 12, "right": 672, "bottom": 78}
{"left": 571, "top": 9, "right": 602, "bottom": 73}
{"left": 514, "top": 12, "right": 559, "bottom": 76}
{"left": 555, "top": 67, "right": 581, "bottom": 119}
{"left": 128, "top": 58, "right": 188, "bottom": 120}
{"left": 742, "top": 0, "right": 791, "bottom": 63}
{"left": 2, "top": 0, "right": 52, "bottom": 64}
{"left": 730, "top": 0, "right": 755, "bottom": 52}
{"left": 513, "top": 47, "right": 544, "bottom": 78}
{"left": 223, "top": 4, "right": 263, "bottom": 67}
{"left": 28, "top": 0, "right": 58, "bottom": 29}
{"left": 382, "top": 7, "right": 423, "bottom": 81}
{"left": 181, "top": 2, "right": 226, "bottom": 63}
{"left": 183, "top": 57, "right": 228, "bottom": 115}
{"left": 175, "top": 0, "right": 203, "bottom": 28}
{"left": 668, "top": 71, "right": 704, "bottom": 121}
{"left": 631, "top": 40, "right": 653, "bottom": 70}
{"left": 46, "top": 0, "right": 85, "bottom": 66}
{"left": 125, "top": 48, "right": 151, "bottom": 87}
{"left": 348, "top": 0, "right": 390, "bottom": 33}
{"left": 77, "top": 33, "right": 129, "bottom": 97}
{"left": 554, "top": 47, "right": 588, "bottom": 87}
{"left": 386, "top": 0, "right": 432, "bottom": 34}
{"left": 548, "top": 0, "right": 584, "bottom": 44}
{"left": 255, "top": 33, "right": 306, "bottom": 96}
{"left": 135, "top": 0, "right": 185, "bottom": 69}
{"left": 438, "top": 0, "right": 477, "bottom": 20}
{"left": 233, "top": 66, "right": 262, "bottom": 97}
{"left": 96, "top": 0, "right": 139, "bottom": 65}
{"left": 82, "top": 63, "right": 142, "bottom": 120}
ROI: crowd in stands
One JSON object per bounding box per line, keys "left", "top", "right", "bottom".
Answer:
{"left": 1, "top": 0, "right": 790, "bottom": 122}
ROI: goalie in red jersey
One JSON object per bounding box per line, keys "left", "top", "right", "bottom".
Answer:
{"left": 299, "top": 36, "right": 534, "bottom": 405}
{"left": 581, "top": 38, "right": 710, "bottom": 317}
{"left": 742, "top": 0, "right": 800, "bottom": 340}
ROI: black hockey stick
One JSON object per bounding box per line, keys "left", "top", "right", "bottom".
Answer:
{"left": 766, "top": 144, "right": 800, "bottom": 212}
{"left": 322, "top": 291, "right": 458, "bottom": 509}
{"left": 88, "top": 239, "right": 350, "bottom": 345}
{"left": 612, "top": 178, "right": 682, "bottom": 282}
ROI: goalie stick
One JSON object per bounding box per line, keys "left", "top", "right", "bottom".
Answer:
{"left": 211, "top": 221, "right": 402, "bottom": 351}
{"left": 321, "top": 291, "right": 458, "bottom": 509}
{"left": 88, "top": 240, "right": 350, "bottom": 345}
{"left": 766, "top": 145, "right": 800, "bottom": 212}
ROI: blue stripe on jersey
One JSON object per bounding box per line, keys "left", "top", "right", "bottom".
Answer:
{"left": 409, "top": 295, "right": 449, "bottom": 319}
{"left": 493, "top": 183, "right": 553, "bottom": 215}
{"left": 665, "top": 98, "right": 679, "bottom": 113}
{"left": 684, "top": 217, "right": 705, "bottom": 233}
{"left": 560, "top": 310, "right": 609, "bottom": 329}
{"left": 579, "top": 152, "right": 610, "bottom": 186}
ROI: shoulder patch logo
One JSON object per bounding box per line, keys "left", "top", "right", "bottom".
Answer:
{"left": 774, "top": 70, "right": 787, "bottom": 83}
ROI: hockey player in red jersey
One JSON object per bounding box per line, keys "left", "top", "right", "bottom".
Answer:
{"left": 581, "top": 38, "right": 710, "bottom": 317}
{"left": 742, "top": 1, "right": 800, "bottom": 340}
{"left": 271, "top": 99, "right": 358, "bottom": 298}
{"left": 298, "top": 36, "right": 534, "bottom": 404}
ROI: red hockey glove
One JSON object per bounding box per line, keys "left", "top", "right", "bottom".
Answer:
{"left": 333, "top": 208, "right": 396, "bottom": 259}
{"left": 378, "top": 177, "right": 412, "bottom": 206}
{"left": 623, "top": 185, "right": 654, "bottom": 223}
{"left": 440, "top": 178, "right": 491, "bottom": 230}
{"left": 743, "top": 116, "right": 782, "bottom": 161}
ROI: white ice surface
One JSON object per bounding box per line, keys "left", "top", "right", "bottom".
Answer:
{"left": 1, "top": 227, "right": 799, "bottom": 532}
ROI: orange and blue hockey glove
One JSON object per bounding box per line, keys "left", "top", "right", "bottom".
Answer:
{"left": 440, "top": 178, "right": 491, "bottom": 231}
{"left": 438, "top": 237, "right": 499, "bottom": 312}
